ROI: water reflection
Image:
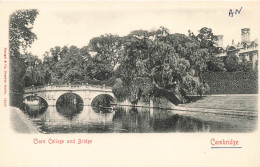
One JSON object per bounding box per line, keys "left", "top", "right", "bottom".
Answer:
{"left": 91, "top": 94, "right": 115, "bottom": 108}
{"left": 92, "top": 107, "right": 114, "bottom": 114}
{"left": 21, "top": 104, "right": 257, "bottom": 133}
{"left": 153, "top": 114, "right": 210, "bottom": 132}
{"left": 56, "top": 104, "right": 83, "bottom": 120}
{"left": 22, "top": 104, "right": 48, "bottom": 118}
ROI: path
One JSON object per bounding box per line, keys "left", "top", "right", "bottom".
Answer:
{"left": 10, "top": 107, "right": 40, "bottom": 133}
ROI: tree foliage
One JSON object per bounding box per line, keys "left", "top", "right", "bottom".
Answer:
{"left": 189, "top": 27, "right": 226, "bottom": 72}
{"left": 22, "top": 53, "right": 43, "bottom": 87}
{"left": 88, "top": 34, "right": 124, "bottom": 80}
{"left": 19, "top": 24, "right": 256, "bottom": 106}
{"left": 224, "top": 55, "right": 252, "bottom": 72}
{"left": 224, "top": 54, "right": 239, "bottom": 72}
{"left": 9, "top": 9, "right": 39, "bottom": 106}
{"left": 113, "top": 27, "right": 211, "bottom": 104}
{"left": 42, "top": 46, "right": 87, "bottom": 84}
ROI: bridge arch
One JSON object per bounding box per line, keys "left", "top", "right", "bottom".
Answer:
{"left": 91, "top": 94, "right": 116, "bottom": 108}
{"left": 23, "top": 94, "right": 48, "bottom": 106}
{"left": 56, "top": 92, "right": 84, "bottom": 106}
{"left": 23, "top": 84, "right": 116, "bottom": 106}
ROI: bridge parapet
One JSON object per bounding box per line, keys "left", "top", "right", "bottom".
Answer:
{"left": 24, "top": 84, "right": 113, "bottom": 93}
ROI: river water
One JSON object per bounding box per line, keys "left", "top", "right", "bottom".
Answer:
{"left": 21, "top": 103, "right": 257, "bottom": 133}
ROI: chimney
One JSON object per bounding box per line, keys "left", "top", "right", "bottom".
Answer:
{"left": 241, "top": 28, "right": 250, "bottom": 43}
{"left": 216, "top": 35, "right": 223, "bottom": 47}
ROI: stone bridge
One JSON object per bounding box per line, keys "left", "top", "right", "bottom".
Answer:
{"left": 23, "top": 84, "right": 115, "bottom": 106}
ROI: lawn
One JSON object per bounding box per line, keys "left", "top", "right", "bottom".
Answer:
{"left": 179, "top": 95, "right": 258, "bottom": 112}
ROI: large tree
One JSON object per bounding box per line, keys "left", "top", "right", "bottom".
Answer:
{"left": 42, "top": 46, "right": 87, "bottom": 84}
{"left": 88, "top": 34, "right": 124, "bottom": 81}
{"left": 189, "top": 27, "right": 226, "bottom": 72}
{"left": 22, "top": 53, "right": 44, "bottom": 87}
{"left": 9, "top": 9, "right": 39, "bottom": 106}
{"left": 114, "top": 27, "right": 209, "bottom": 105}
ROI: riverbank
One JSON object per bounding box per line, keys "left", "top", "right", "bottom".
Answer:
{"left": 173, "top": 94, "right": 258, "bottom": 132}
{"left": 10, "top": 94, "right": 258, "bottom": 133}
{"left": 179, "top": 94, "right": 257, "bottom": 112}
{"left": 10, "top": 107, "right": 40, "bottom": 133}
{"left": 118, "top": 94, "right": 257, "bottom": 116}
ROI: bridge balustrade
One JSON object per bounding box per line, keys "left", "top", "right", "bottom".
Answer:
{"left": 24, "top": 84, "right": 113, "bottom": 93}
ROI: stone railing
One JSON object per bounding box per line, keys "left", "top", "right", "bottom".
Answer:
{"left": 239, "top": 47, "right": 258, "bottom": 54}
{"left": 24, "top": 83, "right": 112, "bottom": 93}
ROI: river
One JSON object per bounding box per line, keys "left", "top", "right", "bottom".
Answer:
{"left": 21, "top": 103, "right": 257, "bottom": 133}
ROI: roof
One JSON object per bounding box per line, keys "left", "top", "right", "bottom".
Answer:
{"left": 254, "top": 38, "right": 258, "bottom": 44}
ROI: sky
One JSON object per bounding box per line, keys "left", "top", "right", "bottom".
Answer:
{"left": 26, "top": 2, "right": 260, "bottom": 59}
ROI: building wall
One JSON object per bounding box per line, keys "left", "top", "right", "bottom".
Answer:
{"left": 216, "top": 28, "right": 258, "bottom": 69}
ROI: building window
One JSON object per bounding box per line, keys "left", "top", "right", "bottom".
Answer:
{"left": 243, "top": 44, "right": 248, "bottom": 50}
{"left": 249, "top": 54, "right": 253, "bottom": 61}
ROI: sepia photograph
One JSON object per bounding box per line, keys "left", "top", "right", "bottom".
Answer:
{"left": 9, "top": 3, "right": 258, "bottom": 134}
{"left": 0, "top": 1, "right": 260, "bottom": 167}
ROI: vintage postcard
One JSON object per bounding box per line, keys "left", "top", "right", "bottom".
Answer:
{"left": 0, "top": 1, "right": 259, "bottom": 167}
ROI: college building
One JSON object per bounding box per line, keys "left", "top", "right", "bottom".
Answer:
{"left": 216, "top": 28, "right": 258, "bottom": 69}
